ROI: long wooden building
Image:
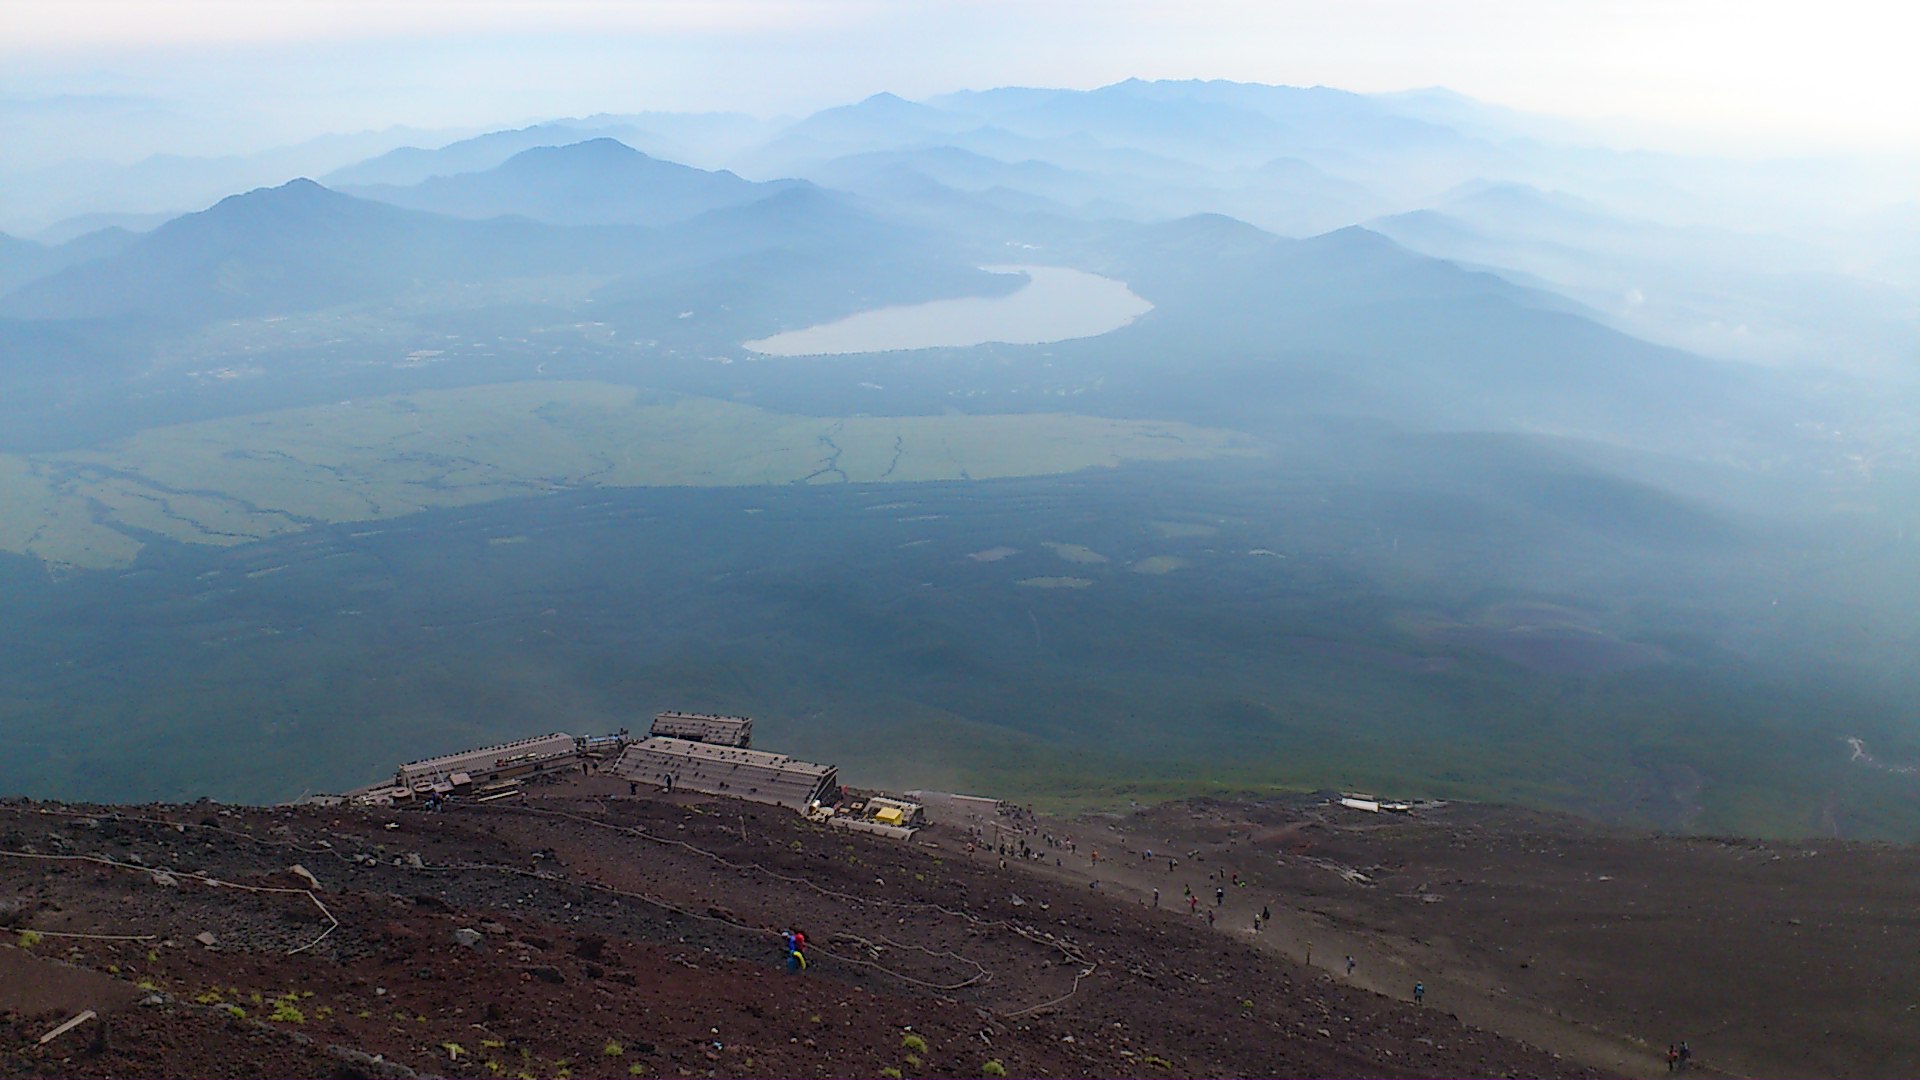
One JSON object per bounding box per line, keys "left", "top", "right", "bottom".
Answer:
{"left": 648, "top": 711, "right": 753, "bottom": 747}
{"left": 609, "top": 737, "right": 836, "bottom": 811}
{"left": 396, "top": 732, "right": 581, "bottom": 790}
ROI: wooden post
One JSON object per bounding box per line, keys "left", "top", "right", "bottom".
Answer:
{"left": 39, "top": 1011, "right": 96, "bottom": 1045}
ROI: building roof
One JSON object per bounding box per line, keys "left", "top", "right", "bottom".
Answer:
{"left": 649, "top": 711, "right": 754, "bottom": 747}
{"left": 397, "top": 732, "right": 578, "bottom": 785}
{"left": 610, "top": 737, "right": 834, "bottom": 810}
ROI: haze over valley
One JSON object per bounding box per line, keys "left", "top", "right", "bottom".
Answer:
{"left": 3, "top": 61, "right": 1919, "bottom": 846}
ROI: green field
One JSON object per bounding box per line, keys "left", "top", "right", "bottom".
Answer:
{"left": 3, "top": 456, "right": 1917, "bottom": 841}
{"left": 0, "top": 381, "right": 1258, "bottom": 569}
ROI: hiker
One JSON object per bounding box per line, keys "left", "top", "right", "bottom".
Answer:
{"left": 1678, "top": 1043, "right": 1691, "bottom": 1072}
{"left": 1207, "top": 909, "right": 1215, "bottom": 927}
{"left": 1666, "top": 1045, "right": 1678, "bottom": 1073}
{"left": 1215, "top": 886, "right": 1224, "bottom": 906}
{"left": 789, "top": 930, "right": 810, "bottom": 972}
{"left": 1261, "top": 904, "right": 1270, "bottom": 922}
{"left": 1188, "top": 894, "right": 1199, "bottom": 914}
{"left": 1413, "top": 982, "right": 1424, "bottom": 1004}
{"left": 1345, "top": 954, "right": 1355, "bottom": 975}
{"left": 1152, "top": 888, "right": 1160, "bottom": 907}
{"left": 1168, "top": 858, "right": 1177, "bottom": 872}
{"left": 627, "top": 781, "right": 638, "bottom": 795}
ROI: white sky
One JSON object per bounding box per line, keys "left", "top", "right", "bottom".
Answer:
{"left": 4, "top": 0, "right": 1918, "bottom": 163}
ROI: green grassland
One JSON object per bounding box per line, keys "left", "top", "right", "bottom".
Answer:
{"left": 0, "top": 381, "right": 1258, "bottom": 569}
{"left": 3, "top": 460, "right": 1917, "bottom": 840}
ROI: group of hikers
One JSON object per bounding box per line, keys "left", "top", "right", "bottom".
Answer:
{"left": 962, "top": 817, "right": 1472, "bottom": 1017}
{"left": 1666, "top": 1042, "right": 1693, "bottom": 1072}
{"left": 780, "top": 928, "right": 809, "bottom": 972}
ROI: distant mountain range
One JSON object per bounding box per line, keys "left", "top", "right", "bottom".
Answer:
{"left": 0, "top": 179, "right": 608, "bottom": 323}
{"left": 0, "top": 226, "right": 139, "bottom": 295}
{"left": 342, "top": 138, "right": 808, "bottom": 227}
{"left": 321, "top": 123, "right": 657, "bottom": 188}
{"left": 0, "top": 168, "right": 1002, "bottom": 339}
{"left": 4, "top": 77, "right": 1919, "bottom": 851}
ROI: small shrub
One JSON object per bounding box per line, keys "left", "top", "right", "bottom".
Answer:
{"left": 442, "top": 1043, "right": 466, "bottom": 1061}
{"left": 269, "top": 999, "right": 306, "bottom": 1024}
{"left": 879, "top": 1069, "right": 903, "bottom": 1079}
{"left": 17, "top": 930, "right": 42, "bottom": 948}
{"left": 603, "top": 1040, "right": 624, "bottom": 1057}
{"left": 626, "top": 1065, "right": 646, "bottom": 1077}
{"left": 901, "top": 1033, "right": 929, "bottom": 1054}
{"left": 1143, "top": 1055, "right": 1174, "bottom": 1069}
{"left": 983, "top": 1060, "right": 1007, "bottom": 1078}
{"left": 905, "top": 1054, "right": 923, "bottom": 1068}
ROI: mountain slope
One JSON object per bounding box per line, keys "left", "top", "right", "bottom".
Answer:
{"left": 0, "top": 227, "right": 139, "bottom": 295}
{"left": 0, "top": 179, "right": 645, "bottom": 324}
{"left": 321, "top": 122, "right": 649, "bottom": 187}
{"left": 346, "top": 138, "right": 803, "bottom": 226}
{"left": 1050, "top": 216, "right": 1784, "bottom": 455}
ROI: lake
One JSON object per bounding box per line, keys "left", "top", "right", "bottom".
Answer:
{"left": 742, "top": 265, "right": 1152, "bottom": 356}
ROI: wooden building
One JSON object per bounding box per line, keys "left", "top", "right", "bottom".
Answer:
{"left": 609, "top": 737, "right": 835, "bottom": 811}
{"left": 648, "top": 711, "right": 754, "bottom": 748}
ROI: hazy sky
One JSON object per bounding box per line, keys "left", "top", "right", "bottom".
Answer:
{"left": 5, "top": 0, "right": 1917, "bottom": 166}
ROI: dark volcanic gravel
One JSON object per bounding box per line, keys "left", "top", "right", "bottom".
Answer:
{"left": 0, "top": 793, "right": 1591, "bottom": 1079}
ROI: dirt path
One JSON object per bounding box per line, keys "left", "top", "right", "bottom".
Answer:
{"left": 923, "top": 807, "right": 1691, "bottom": 1079}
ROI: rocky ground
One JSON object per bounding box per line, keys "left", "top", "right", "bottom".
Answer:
{"left": 0, "top": 778, "right": 1912, "bottom": 1078}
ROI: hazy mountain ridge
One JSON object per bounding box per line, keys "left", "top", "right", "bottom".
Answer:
{"left": 0, "top": 179, "right": 622, "bottom": 323}
{"left": 319, "top": 121, "right": 654, "bottom": 187}
{"left": 0, "top": 226, "right": 139, "bottom": 294}
{"left": 342, "top": 138, "right": 808, "bottom": 227}
{"left": 2, "top": 79, "right": 1918, "bottom": 844}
